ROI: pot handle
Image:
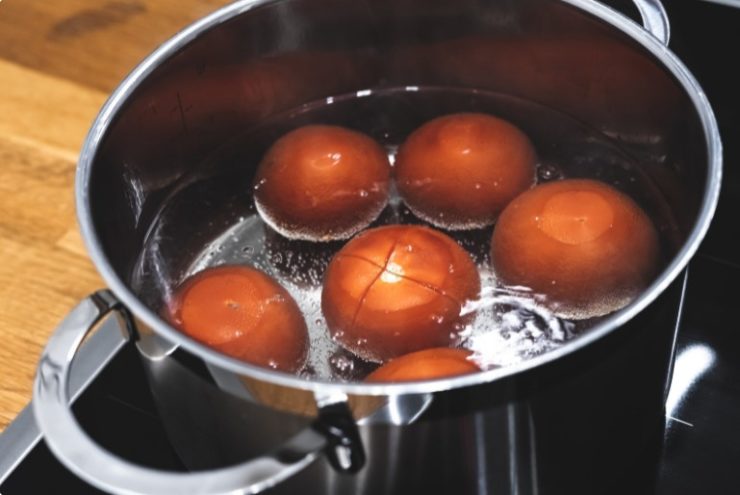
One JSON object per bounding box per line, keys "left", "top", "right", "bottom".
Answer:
{"left": 33, "top": 290, "right": 364, "bottom": 495}
{"left": 631, "top": 0, "right": 670, "bottom": 45}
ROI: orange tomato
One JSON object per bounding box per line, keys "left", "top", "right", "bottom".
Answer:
{"left": 168, "top": 265, "right": 308, "bottom": 372}
{"left": 491, "top": 179, "right": 659, "bottom": 318}
{"left": 366, "top": 348, "right": 480, "bottom": 383}
{"left": 322, "top": 225, "right": 480, "bottom": 362}
{"left": 396, "top": 113, "right": 536, "bottom": 229}
{"left": 254, "top": 125, "right": 391, "bottom": 241}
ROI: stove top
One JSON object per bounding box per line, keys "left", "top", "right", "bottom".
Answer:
{"left": 1, "top": 0, "right": 739, "bottom": 493}
{"left": 1, "top": 255, "right": 738, "bottom": 494}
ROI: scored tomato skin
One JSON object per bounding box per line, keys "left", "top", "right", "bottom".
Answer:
{"left": 322, "top": 225, "right": 480, "bottom": 363}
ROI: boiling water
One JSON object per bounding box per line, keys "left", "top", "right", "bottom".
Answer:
{"left": 131, "top": 87, "right": 675, "bottom": 382}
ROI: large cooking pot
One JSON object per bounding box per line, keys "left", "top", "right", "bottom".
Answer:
{"left": 32, "top": 0, "right": 721, "bottom": 493}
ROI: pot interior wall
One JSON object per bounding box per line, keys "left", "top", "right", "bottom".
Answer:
{"left": 87, "top": 0, "right": 707, "bottom": 343}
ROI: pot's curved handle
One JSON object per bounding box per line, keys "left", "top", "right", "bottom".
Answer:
{"left": 33, "top": 290, "right": 364, "bottom": 495}
{"left": 632, "top": 0, "right": 670, "bottom": 45}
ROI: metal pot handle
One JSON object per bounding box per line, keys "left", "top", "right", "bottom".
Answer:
{"left": 33, "top": 290, "right": 364, "bottom": 495}
{"left": 631, "top": 0, "right": 671, "bottom": 45}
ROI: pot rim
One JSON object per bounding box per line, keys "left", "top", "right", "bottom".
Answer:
{"left": 76, "top": 0, "right": 722, "bottom": 397}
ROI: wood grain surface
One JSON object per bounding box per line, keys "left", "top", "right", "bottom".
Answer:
{"left": 0, "top": 0, "right": 231, "bottom": 432}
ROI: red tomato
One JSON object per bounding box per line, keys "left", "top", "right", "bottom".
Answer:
{"left": 169, "top": 266, "right": 308, "bottom": 372}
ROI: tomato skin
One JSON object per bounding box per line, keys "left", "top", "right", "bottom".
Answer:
{"left": 366, "top": 348, "right": 480, "bottom": 383}
{"left": 254, "top": 125, "right": 391, "bottom": 241}
{"left": 396, "top": 113, "right": 536, "bottom": 230}
{"left": 169, "top": 265, "right": 308, "bottom": 373}
{"left": 322, "top": 225, "right": 480, "bottom": 363}
{"left": 491, "top": 179, "right": 659, "bottom": 319}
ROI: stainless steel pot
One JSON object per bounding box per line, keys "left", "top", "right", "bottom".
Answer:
{"left": 32, "top": 0, "right": 721, "bottom": 494}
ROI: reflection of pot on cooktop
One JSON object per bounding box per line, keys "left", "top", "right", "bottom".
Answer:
{"left": 3, "top": 0, "right": 740, "bottom": 493}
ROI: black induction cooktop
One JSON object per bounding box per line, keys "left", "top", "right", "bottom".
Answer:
{"left": 2, "top": 257, "right": 738, "bottom": 495}
{"left": 1, "top": 1, "right": 739, "bottom": 493}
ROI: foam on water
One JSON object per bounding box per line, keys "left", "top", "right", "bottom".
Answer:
{"left": 460, "top": 272, "right": 574, "bottom": 369}
{"left": 254, "top": 192, "right": 387, "bottom": 242}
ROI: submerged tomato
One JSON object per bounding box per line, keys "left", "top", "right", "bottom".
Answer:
{"left": 322, "top": 225, "right": 480, "bottom": 363}
{"left": 491, "top": 179, "right": 659, "bottom": 318}
{"left": 254, "top": 125, "right": 391, "bottom": 241}
{"left": 169, "top": 265, "right": 308, "bottom": 372}
{"left": 366, "top": 348, "right": 480, "bottom": 382}
{"left": 396, "top": 113, "right": 536, "bottom": 229}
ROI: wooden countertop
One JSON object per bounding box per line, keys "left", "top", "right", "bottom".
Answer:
{"left": 0, "top": 0, "right": 231, "bottom": 432}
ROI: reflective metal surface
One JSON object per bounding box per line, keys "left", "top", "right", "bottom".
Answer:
{"left": 31, "top": 292, "right": 329, "bottom": 494}
{"left": 75, "top": 0, "right": 721, "bottom": 396}
{"left": 152, "top": 271, "right": 685, "bottom": 494}
{"left": 631, "top": 0, "right": 670, "bottom": 44}
{"left": 7, "top": 255, "right": 740, "bottom": 493}
{"left": 27, "top": 0, "right": 724, "bottom": 493}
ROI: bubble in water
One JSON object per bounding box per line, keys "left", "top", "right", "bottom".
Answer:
{"left": 301, "top": 363, "right": 317, "bottom": 378}
{"left": 537, "top": 163, "right": 563, "bottom": 182}
{"left": 328, "top": 349, "right": 377, "bottom": 381}
{"left": 254, "top": 178, "right": 267, "bottom": 191}
{"left": 330, "top": 354, "right": 355, "bottom": 374}
{"left": 255, "top": 195, "right": 386, "bottom": 242}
